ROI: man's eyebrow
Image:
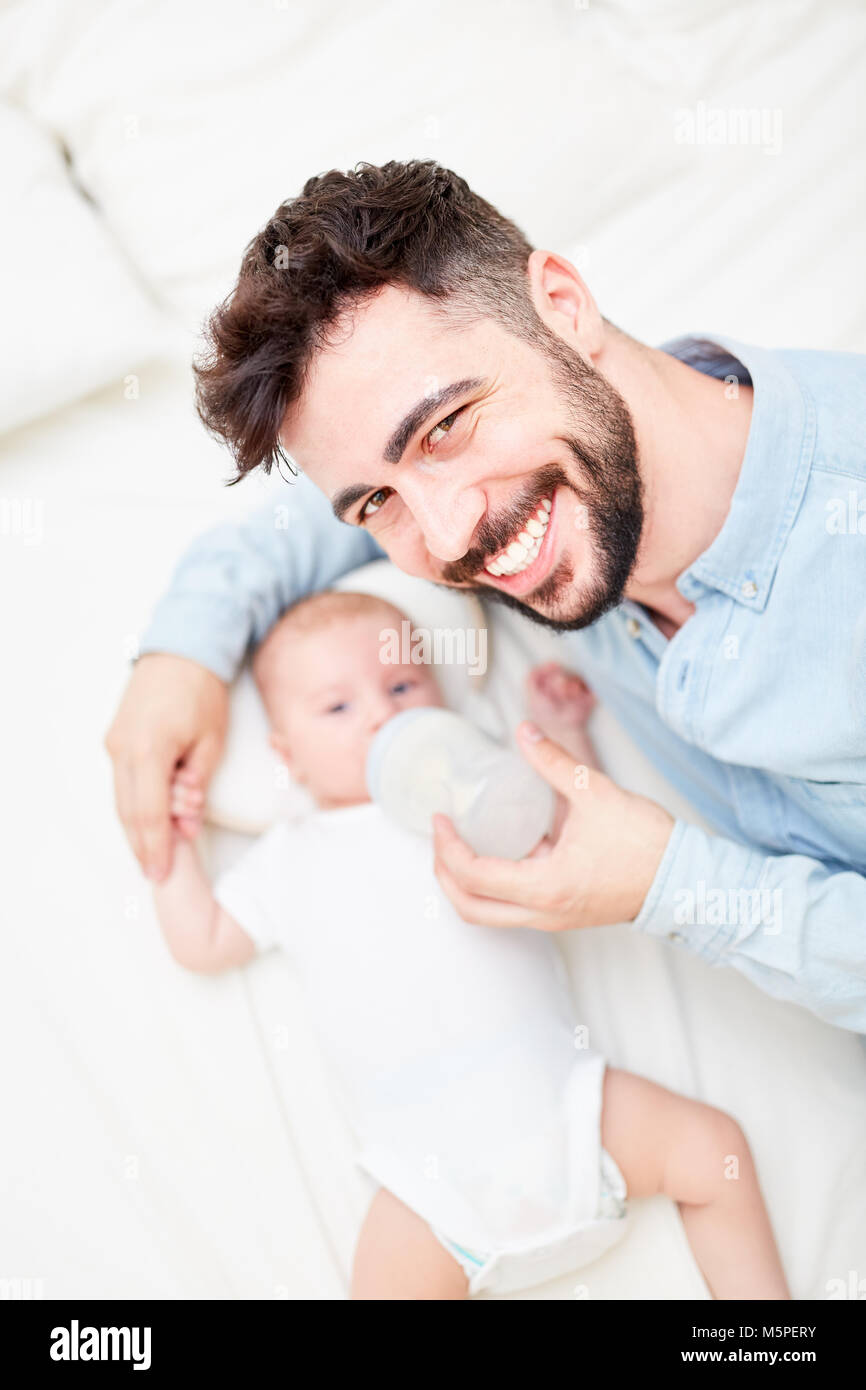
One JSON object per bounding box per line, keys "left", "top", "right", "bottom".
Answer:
{"left": 331, "top": 482, "right": 375, "bottom": 523}
{"left": 383, "top": 376, "right": 486, "bottom": 463}
{"left": 330, "top": 376, "right": 487, "bottom": 522}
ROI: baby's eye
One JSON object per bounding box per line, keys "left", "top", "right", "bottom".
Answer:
{"left": 390, "top": 680, "right": 416, "bottom": 696}
{"left": 325, "top": 701, "right": 349, "bottom": 715}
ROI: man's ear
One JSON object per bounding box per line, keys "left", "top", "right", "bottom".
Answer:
{"left": 269, "top": 730, "right": 301, "bottom": 780}
{"left": 526, "top": 247, "right": 602, "bottom": 357}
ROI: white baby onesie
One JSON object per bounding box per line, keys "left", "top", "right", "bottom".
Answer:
{"left": 213, "top": 801, "right": 628, "bottom": 1294}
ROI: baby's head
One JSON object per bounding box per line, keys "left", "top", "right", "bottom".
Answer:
{"left": 252, "top": 590, "right": 444, "bottom": 808}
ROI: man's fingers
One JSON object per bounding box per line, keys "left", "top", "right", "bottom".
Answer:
{"left": 181, "top": 733, "right": 224, "bottom": 788}
{"left": 103, "top": 655, "right": 229, "bottom": 879}
{"left": 113, "top": 757, "right": 146, "bottom": 870}
{"left": 131, "top": 747, "right": 179, "bottom": 881}
{"left": 434, "top": 856, "right": 538, "bottom": 929}
{"left": 432, "top": 813, "right": 550, "bottom": 909}
{"left": 517, "top": 721, "right": 601, "bottom": 799}
{"left": 525, "top": 834, "right": 554, "bottom": 859}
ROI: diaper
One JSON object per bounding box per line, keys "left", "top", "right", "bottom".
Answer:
{"left": 430, "top": 1148, "right": 629, "bottom": 1296}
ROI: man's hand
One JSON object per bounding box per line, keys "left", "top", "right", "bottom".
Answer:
{"left": 432, "top": 721, "right": 675, "bottom": 931}
{"left": 104, "top": 654, "right": 229, "bottom": 882}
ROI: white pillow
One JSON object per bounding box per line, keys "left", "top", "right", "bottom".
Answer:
{"left": 3, "top": 0, "right": 624, "bottom": 332}
{"left": 0, "top": 102, "right": 171, "bottom": 434}
{"left": 10, "top": 1, "right": 864, "bottom": 356}
{"left": 205, "top": 560, "right": 488, "bottom": 836}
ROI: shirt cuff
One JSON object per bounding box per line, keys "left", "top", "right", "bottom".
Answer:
{"left": 633, "top": 820, "right": 769, "bottom": 963}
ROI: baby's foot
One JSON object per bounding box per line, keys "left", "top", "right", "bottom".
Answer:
{"left": 526, "top": 662, "right": 597, "bottom": 740}
{"left": 525, "top": 662, "right": 599, "bottom": 770}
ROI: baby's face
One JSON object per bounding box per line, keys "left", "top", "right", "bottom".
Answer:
{"left": 267, "top": 611, "right": 444, "bottom": 807}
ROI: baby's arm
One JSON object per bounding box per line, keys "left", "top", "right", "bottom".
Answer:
{"left": 601, "top": 1068, "right": 790, "bottom": 1300}
{"left": 150, "top": 774, "right": 256, "bottom": 974}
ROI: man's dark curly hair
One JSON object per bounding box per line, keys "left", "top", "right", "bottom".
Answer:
{"left": 193, "top": 160, "right": 542, "bottom": 484}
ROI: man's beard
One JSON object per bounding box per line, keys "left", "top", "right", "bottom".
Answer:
{"left": 440, "top": 348, "right": 644, "bottom": 633}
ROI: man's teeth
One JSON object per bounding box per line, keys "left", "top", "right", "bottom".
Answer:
{"left": 485, "top": 497, "right": 552, "bottom": 577}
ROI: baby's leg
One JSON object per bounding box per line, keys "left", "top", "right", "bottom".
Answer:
{"left": 601, "top": 1068, "right": 790, "bottom": 1300}
{"left": 351, "top": 1188, "right": 469, "bottom": 1301}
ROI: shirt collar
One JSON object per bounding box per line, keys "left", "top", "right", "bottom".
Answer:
{"left": 657, "top": 332, "right": 817, "bottom": 612}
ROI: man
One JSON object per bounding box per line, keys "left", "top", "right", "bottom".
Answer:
{"left": 105, "top": 160, "right": 866, "bottom": 1031}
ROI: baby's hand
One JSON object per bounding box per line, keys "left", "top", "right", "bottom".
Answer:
{"left": 169, "top": 766, "right": 205, "bottom": 840}
{"left": 526, "top": 662, "right": 597, "bottom": 740}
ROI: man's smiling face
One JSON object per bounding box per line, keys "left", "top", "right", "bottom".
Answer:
{"left": 280, "top": 282, "right": 644, "bottom": 632}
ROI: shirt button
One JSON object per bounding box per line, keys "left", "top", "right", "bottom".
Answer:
{"left": 668, "top": 931, "right": 685, "bottom": 944}
{"left": 741, "top": 579, "right": 758, "bottom": 599}
{"left": 625, "top": 617, "right": 641, "bottom": 638}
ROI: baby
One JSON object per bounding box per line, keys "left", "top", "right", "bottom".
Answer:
{"left": 153, "top": 590, "right": 790, "bottom": 1301}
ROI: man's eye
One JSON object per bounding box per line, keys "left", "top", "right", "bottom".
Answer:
{"left": 357, "top": 409, "right": 464, "bottom": 522}
{"left": 426, "top": 409, "right": 461, "bottom": 450}
{"left": 359, "top": 488, "right": 392, "bottom": 521}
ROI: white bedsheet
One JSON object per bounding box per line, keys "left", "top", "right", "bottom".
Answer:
{"left": 2, "top": 0, "right": 865, "bottom": 1300}
{"left": 3, "top": 351, "right": 864, "bottom": 1300}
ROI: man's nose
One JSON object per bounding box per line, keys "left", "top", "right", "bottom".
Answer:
{"left": 399, "top": 472, "right": 485, "bottom": 563}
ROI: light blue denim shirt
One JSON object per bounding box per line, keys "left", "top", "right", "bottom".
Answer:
{"left": 141, "top": 334, "right": 866, "bottom": 1032}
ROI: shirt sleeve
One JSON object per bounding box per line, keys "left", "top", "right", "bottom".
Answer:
{"left": 212, "top": 821, "right": 300, "bottom": 955}
{"left": 138, "top": 471, "right": 383, "bottom": 683}
{"left": 633, "top": 820, "right": 866, "bottom": 1033}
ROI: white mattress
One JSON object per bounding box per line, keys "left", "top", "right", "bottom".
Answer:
{"left": 2, "top": 0, "right": 865, "bottom": 1299}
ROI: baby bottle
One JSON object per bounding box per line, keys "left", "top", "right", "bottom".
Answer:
{"left": 366, "top": 707, "right": 555, "bottom": 860}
